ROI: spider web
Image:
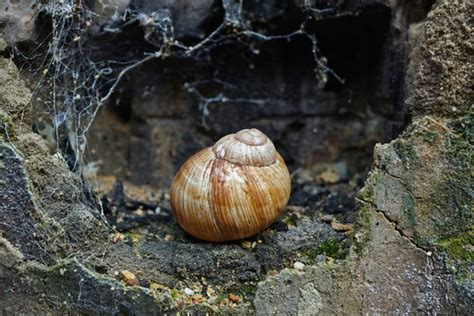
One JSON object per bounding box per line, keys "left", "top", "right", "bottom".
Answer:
{"left": 15, "top": 0, "right": 346, "bottom": 212}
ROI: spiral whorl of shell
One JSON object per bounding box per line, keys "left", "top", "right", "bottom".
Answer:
{"left": 212, "top": 128, "right": 277, "bottom": 167}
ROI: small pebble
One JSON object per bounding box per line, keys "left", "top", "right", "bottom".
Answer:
{"left": 241, "top": 241, "right": 252, "bottom": 249}
{"left": 206, "top": 286, "right": 216, "bottom": 297}
{"left": 286, "top": 205, "right": 305, "bottom": 213}
{"left": 316, "top": 254, "right": 326, "bottom": 262}
{"left": 317, "top": 169, "right": 341, "bottom": 184}
{"left": 120, "top": 270, "right": 139, "bottom": 286}
{"left": 228, "top": 293, "right": 241, "bottom": 303}
{"left": 164, "top": 234, "right": 175, "bottom": 241}
{"left": 184, "top": 287, "right": 194, "bottom": 296}
{"left": 150, "top": 283, "right": 168, "bottom": 291}
{"left": 112, "top": 232, "right": 124, "bottom": 243}
{"left": 133, "top": 208, "right": 145, "bottom": 216}
{"left": 293, "top": 261, "right": 305, "bottom": 270}
{"left": 331, "top": 221, "right": 354, "bottom": 233}
{"left": 191, "top": 294, "right": 205, "bottom": 303}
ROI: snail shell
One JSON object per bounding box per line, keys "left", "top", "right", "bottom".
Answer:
{"left": 170, "top": 128, "right": 291, "bottom": 242}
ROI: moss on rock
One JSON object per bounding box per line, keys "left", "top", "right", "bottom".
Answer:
{"left": 0, "top": 111, "right": 15, "bottom": 139}
{"left": 435, "top": 229, "right": 474, "bottom": 263}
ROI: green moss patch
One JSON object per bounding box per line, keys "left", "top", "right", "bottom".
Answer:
{"left": 300, "top": 239, "right": 347, "bottom": 261}
{"left": 435, "top": 229, "right": 474, "bottom": 262}
{"left": 318, "top": 240, "right": 345, "bottom": 259}
{"left": 0, "top": 111, "right": 15, "bottom": 139}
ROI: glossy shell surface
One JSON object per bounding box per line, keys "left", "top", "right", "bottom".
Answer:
{"left": 170, "top": 129, "right": 291, "bottom": 242}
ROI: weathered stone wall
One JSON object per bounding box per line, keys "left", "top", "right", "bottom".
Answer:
{"left": 0, "top": 0, "right": 472, "bottom": 314}
{"left": 254, "top": 1, "right": 472, "bottom": 313}
{"left": 406, "top": 0, "right": 473, "bottom": 117}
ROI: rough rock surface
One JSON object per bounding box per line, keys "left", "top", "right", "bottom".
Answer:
{"left": 0, "top": 58, "right": 31, "bottom": 122}
{"left": 0, "top": 59, "right": 110, "bottom": 264}
{"left": 255, "top": 114, "right": 473, "bottom": 315}
{"left": 406, "top": 0, "right": 473, "bottom": 117}
{"left": 0, "top": 0, "right": 38, "bottom": 45}
{"left": 1, "top": 0, "right": 473, "bottom": 314}
{"left": 254, "top": 1, "right": 473, "bottom": 313}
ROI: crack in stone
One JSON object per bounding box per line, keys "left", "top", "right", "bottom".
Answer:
{"left": 380, "top": 167, "right": 423, "bottom": 200}
{"left": 357, "top": 193, "right": 430, "bottom": 254}
{"left": 376, "top": 209, "right": 429, "bottom": 254}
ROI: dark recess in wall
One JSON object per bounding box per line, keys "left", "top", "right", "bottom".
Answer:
{"left": 87, "top": 4, "right": 398, "bottom": 188}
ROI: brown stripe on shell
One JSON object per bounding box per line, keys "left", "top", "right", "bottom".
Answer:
{"left": 170, "top": 148, "right": 223, "bottom": 241}
{"left": 244, "top": 154, "right": 291, "bottom": 233}
{"left": 208, "top": 153, "right": 290, "bottom": 241}
{"left": 170, "top": 129, "right": 291, "bottom": 242}
{"left": 210, "top": 159, "right": 248, "bottom": 240}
